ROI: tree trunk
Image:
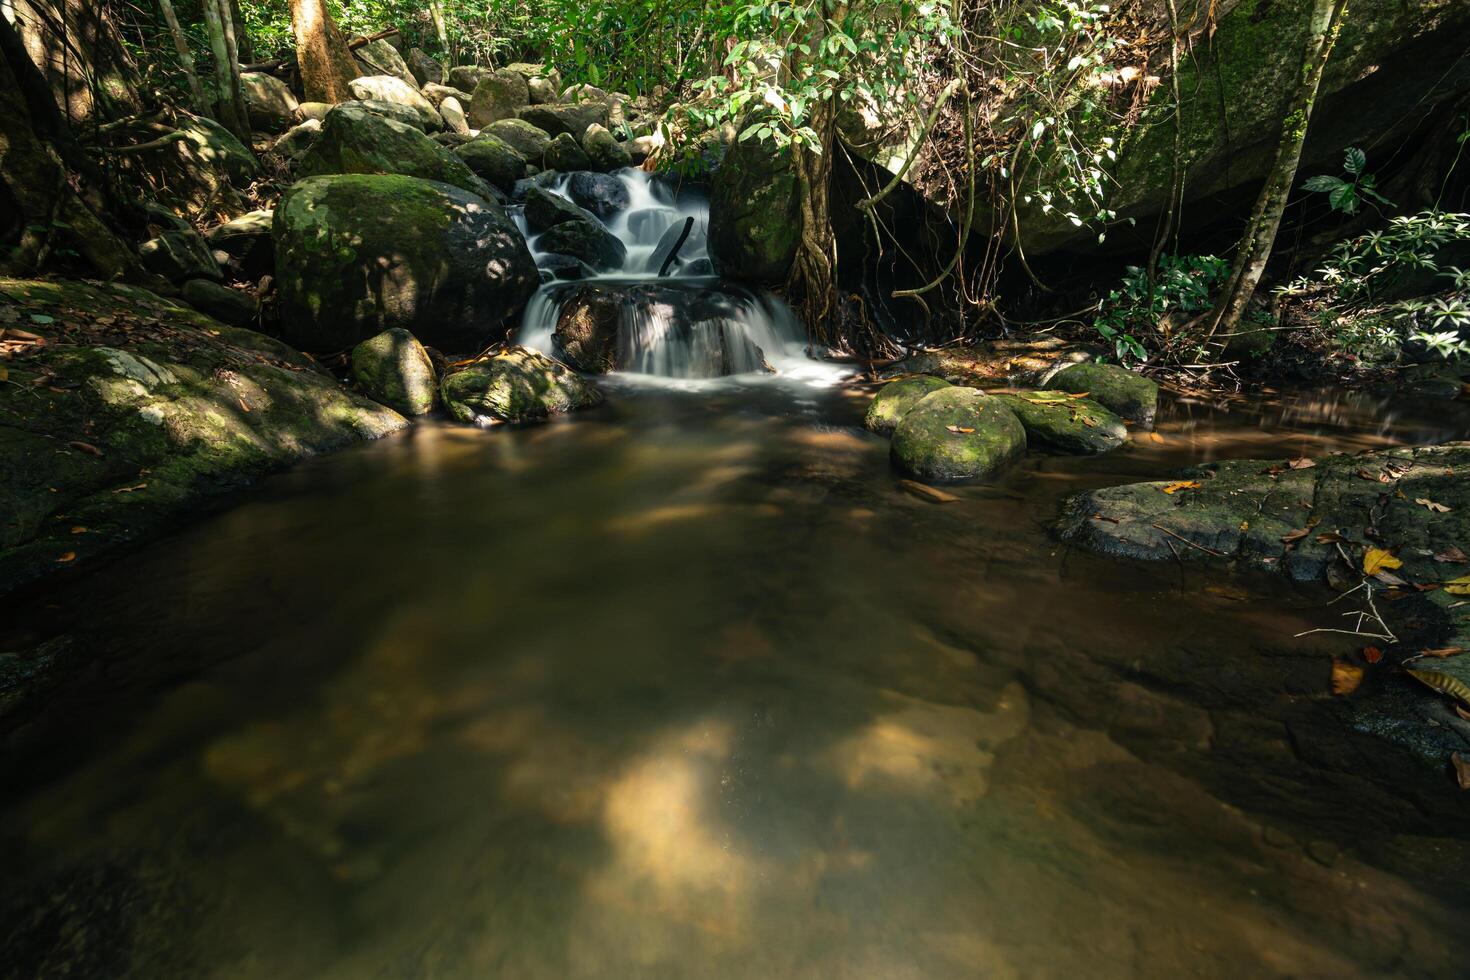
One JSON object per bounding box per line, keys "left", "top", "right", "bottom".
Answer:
{"left": 289, "top": 0, "right": 360, "bottom": 104}
{"left": 4, "top": 0, "right": 141, "bottom": 125}
{"left": 200, "top": 0, "right": 248, "bottom": 141}
{"left": 787, "top": 101, "right": 842, "bottom": 346}
{"left": 157, "top": 0, "right": 208, "bottom": 115}
{"left": 1205, "top": 0, "right": 1349, "bottom": 339}
{"left": 228, "top": 0, "right": 253, "bottom": 63}
{"left": 214, "top": 0, "right": 250, "bottom": 132}
{"left": 427, "top": 0, "right": 452, "bottom": 64}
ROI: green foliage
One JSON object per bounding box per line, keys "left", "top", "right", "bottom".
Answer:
{"left": 1092, "top": 254, "right": 1229, "bottom": 365}
{"left": 1301, "top": 146, "right": 1392, "bottom": 215}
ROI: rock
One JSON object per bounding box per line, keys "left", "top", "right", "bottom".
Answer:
{"left": 522, "top": 187, "right": 592, "bottom": 231}
{"left": 296, "top": 103, "right": 492, "bottom": 199}
{"left": 582, "top": 123, "right": 631, "bottom": 172}
{"left": 1043, "top": 362, "right": 1158, "bottom": 424}
{"left": 342, "top": 98, "right": 429, "bottom": 130}
{"left": 438, "top": 96, "right": 469, "bottom": 135}
{"left": 454, "top": 134, "right": 526, "bottom": 192}
{"left": 884, "top": 336, "right": 1089, "bottom": 387}
{"left": 566, "top": 171, "right": 630, "bottom": 217}
{"left": 174, "top": 112, "right": 259, "bottom": 187}
{"left": 890, "top": 387, "right": 1026, "bottom": 483}
{"left": 206, "top": 209, "right": 274, "bottom": 281}
{"left": 992, "top": 392, "right": 1129, "bottom": 454}
{"left": 239, "top": 72, "right": 299, "bottom": 132}
{"left": 274, "top": 173, "right": 538, "bottom": 352}
{"left": 354, "top": 38, "right": 417, "bottom": 88}
{"left": 645, "top": 218, "right": 707, "bottom": 275}
{"left": 181, "top": 278, "right": 257, "bottom": 326}
{"left": 518, "top": 102, "right": 608, "bottom": 140}
{"left": 709, "top": 118, "right": 798, "bottom": 283}
{"left": 536, "top": 218, "right": 626, "bottom": 272}
{"left": 527, "top": 76, "right": 556, "bottom": 104}
{"left": 420, "top": 82, "right": 470, "bottom": 107}
{"left": 468, "top": 69, "right": 530, "bottom": 128}
{"left": 271, "top": 118, "right": 321, "bottom": 161}
{"left": 432, "top": 131, "right": 475, "bottom": 148}
{"left": 440, "top": 347, "right": 602, "bottom": 424}
{"left": 626, "top": 133, "right": 661, "bottom": 165}
{"left": 351, "top": 328, "right": 437, "bottom": 416}
{"left": 0, "top": 277, "right": 405, "bottom": 595}
{"left": 406, "top": 48, "right": 444, "bottom": 86}
{"left": 297, "top": 101, "right": 333, "bottom": 122}
{"left": 446, "top": 65, "right": 492, "bottom": 92}
{"left": 486, "top": 119, "right": 553, "bottom": 161}
{"left": 553, "top": 285, "right": 622, "bottom": 372}
{"left": 864, "top": 376, "right": 952, "bottom": 436}
{"left": 511, "top": 171, "right": 559, "bottom": 203}
{"left": 347, "top": 75, "right": 441, "bottom": 130}
{"left": 537, "top": 253, "right": 594, "bottom": 280}
{"left": 139, "top": 227, "right": 220, "bottom": 284}
{"left": 543, "top": 132, "right": 592, "bottom": 171}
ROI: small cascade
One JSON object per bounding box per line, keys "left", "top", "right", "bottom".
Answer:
{"left": 512, "top": 168, "right": 812, "bottom": 380}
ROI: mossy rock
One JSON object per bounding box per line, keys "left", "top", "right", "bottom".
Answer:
{"left": 347, "top": 74, "right": 440, "bottom": 130}
{"left": 296, "top": 103, "right": 492, "bottom": 199}
{"left": 536, "top": 218, "right": 626, "bottom": 272}
{"left": 1043, "top": 362, "right": 1158, "bottom": 424}
{"left": 890, "top": 387, "right": 1026, "bottom": 483}
{"left": 468, "top": 69, "right": 530, "bottom": 128}
{"left": 174, "top": 112, "right": 259, "bottom": 186}
{"left": 582, "top": 124, "right": 631, "bottom": 172}
{"left": 274, "top": 174, "right": 537, "bottom": 353}
{"left": 708, "top": 116, "right": 798, "bottom": 284}
{"left": 441, "top": 347, "right": 603, "bottom": 423}
{"left": 0, "top": 277, "right": 405, "bottom": 595}
{"left": 518, "top": 102, "right": 608, "bottom": 140}
{"left": 486, "top": 118, "right": 553, "bottom": 161}
{"left": 454, "top": 134, "right": 526, "bottom": 192}
{"left": 544, "top": 132, "right": 592, "bottom": 171}
{"left": 864, "top": 376, "right": 951, "bottom": 436}
{"left": 351, "top": 328, "right": 438, "bottom": 416}
{"left": 992, "top": 392, "right": 1128, "bottom": 454}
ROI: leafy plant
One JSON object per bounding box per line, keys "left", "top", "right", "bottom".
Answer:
{"left": 1092, "top": 254, "right": 1230, "bottom": 364}
{"left": 1302, "top": 146, "right": 1393, "bottom": 215}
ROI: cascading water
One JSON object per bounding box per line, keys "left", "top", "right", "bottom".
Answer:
{"left": 512, "top": 169, "right": 822, "bottom": 381}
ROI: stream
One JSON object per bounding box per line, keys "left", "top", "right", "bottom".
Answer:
{"left": 3, "top": 375, "right": 1470, "bottom": 979}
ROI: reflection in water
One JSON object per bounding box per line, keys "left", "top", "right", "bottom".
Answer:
{"left": 1, "top": 382, "right": 1469, "bottom": 979}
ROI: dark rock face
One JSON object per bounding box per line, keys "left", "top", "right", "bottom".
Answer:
{"left": 522, "top": 187, "right": 597, "bottom": 232}
{"left": 180, "top": 279, "right": 257, "bottom": 326}
{"left": 295, "top": 104, "right": 492, "bottom": 199}
{"left": 440, "top": 347, "right": 602, "bottom": 423}
{"left": 708, "top": 119, "right": 798, "bottom": 284}
{"left": 646, "top": 217, "right": 707, "bottom": 275}
{"left": 454, "top": 135, "right": 526, "bottom": 192}
{"left": 537, "top": 253, "right": 595, "bottom": 280}
{"left": 535, "top": 219, "right": 627, "bottom": 272}
{"left": 139, "top": 228, "right": 220, "bottom": 284}
{"left": 274, "top": 174, "right": 538, "bottom": 353}
{"left": 543, "top": 132, "right": 592, "bottom": 172}
{"left": 553, "top": 285, "right": 623, "bottom": 372}
{"left": 518, "top": 102, "right": 608, "bottom": 140}
{"left": 566, "top": 171, "right": 630, "bottom": 218}
{"left": 407, "top": 48, "right": 444, "bottom": 86}
{"left": 206, "top": 210, "right": 274, "bottom": 282}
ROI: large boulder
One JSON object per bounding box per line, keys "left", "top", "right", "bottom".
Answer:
{"left": 274, "top": 174, "right": 538, "bottom": 352}
{"left": 454, "top": 134, "right": 525, "bottom": 191}
{"left": 139, "top": 227, "right": 220, "bottom": 284}
{"left": 536, "top": 219, "right": 626, "bottom": 272}
{"left": 206, "top": 209, "right": 274, "bottom": 281}
{"left": 468, "top": 69, "right": 531, "bottom": 128}
{"left": 271, "top": 118, "right": 321, "bottom": 161}
{"left": 239, "top": 72, "right": 299, "bottom": 132}
{"left": 864, "top": 376, "right": 952, "bottom": 436}
{"left": 440, "top": 347, "right": 603, "bottom": 424}
{"left": 582, "top": 123, "right": 631, "bottom": 172}
{"left": 527, "top": 76, "right": 557, "bottom": 104}
{"left": 354, "top": 38, "right": 417, "bottom": 88}
{"left": 351, "top": 328, "right": 437, "bottom": 416}
{"left": 1042, "top": 362, "right": 1158, "bottom": 424}
{"left": 566, "top": 171, "right": 630, "bottom": 218}
{"left": 709, "top": 125, "right": 798, "bottom": 284}
{"left": 543, "top": 132, "right": 592, "bottom": 172}
{"left": 174, "top": 112, "right": 259, "bottom": 187}
{"left": 295, "top": 103, "right": 492, "bottom": 199}
{"left": 486, "top": 119, "right": 553, "bottom": 161}
{"left": 890, "top": 387, "right": 1026, "bottom": 483}
{"left": 523, "top": 187, "right": 597, "bottom": 231}
{"left": 0, "top": 277, "right": 405, "bottom": 595}
{"left": 406, "top": 48, "right": 444, "bottom": 86}
{"left": 181, "top": 279, "right": 257, "bottom": 326}
{"left": 991, "top": 392, "right": 1129, "bottom": 454}
{"left": 518, "top": 102, "right": 608, "bottom": 140}
{"left": 447, "top": 65, "right": 492, "bottom": 92}
{"left": 420, "top": 82, "right": 470, "bottom": 107}
{"left": 553, "top": 285, "right": 622, "bottom": 372}
{"left": 347, "top": 75, "right": 441, "bottom": 130}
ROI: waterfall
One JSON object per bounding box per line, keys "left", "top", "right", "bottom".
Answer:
{"left": 512, "top": 169, "right": 818, "bottom": 380}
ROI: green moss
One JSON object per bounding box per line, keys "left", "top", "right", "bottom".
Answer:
{"left": 864, "top": 376, "right": 952, "bottom": 436}
{"left": 890, "top": 387, "right": 1027, "bottom": 483}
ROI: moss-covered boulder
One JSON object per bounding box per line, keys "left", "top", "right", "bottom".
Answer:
{"left": 890, "top": 387, "right": 1026, "bottom": 483}
{"left": 347, "top": 75, "right": 441, "bottom": 130}
{"left": 582, "top": 123, "right": 631, "bottom": 172}
{"left": 519, "top": 102, "right": 608, "bottom": 140}
{"left": 441, "top": 347, "right": 603, "bottom": 424}
{"left": 468, "top": 68, "right": 530, "bottom": 129}
{"left": 180, "top": 279, "right": 257, "bottom": 327}
{"left": 485, "top": 118, "right": 553, "bottom": 161}
{"left": 354, "top": 39, "right": 417, "bottom": 89}
{"left": 407, "top": 48, "right": 444, "bottom": 87}
{"left": 864, "top": 376, "right": 952, "bottom": 436}
{"left": 351, "top": 328, "right": 437, "bottom": 416}
{"left": 139, "top": 228, "right": 220, "bottom": 284}
{"left": 336, "top": 98, "right": 426, "bottom": 130}
{"left": 271, "top": 118, "right": 321, "bottom": 161}
{"left": 454, "top": 134, "right": 526, "bottom": 192}
{"left": 240, "top": 71, "right": 299, "bottom": 132}
{"left": 175, "top": 112, "right": 259, "bottom": 187}
{"left": 523, "top": 186, "right": 596, "bottom": 231}
{"left": 536, "top": 218, "right": 626, "bottom": 272}
{"left": 274, "top": 174, "right": 538, "bottom": 352}
{"left": 0, "top": 278, "right": 405, "bottom": 595}
{"left": 709, "top": 121, "right": 798, "bottom": 284}
{"left": 544, "top": 132, "right": 592, "bottom": 172}
{"left": 1043, "top": 362, "right": 1158, "bottom": 425}
{"left": 992, "top": 392, "right": 1128, "bottom": 454}
{"left": 295, "top": 103, "right": 492, "bottom": 199}
{"left": 447, "top": 65, "right": 492, "bottom": 92}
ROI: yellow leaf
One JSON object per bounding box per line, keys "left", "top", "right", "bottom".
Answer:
{"left": 1414, "top": 497, "right": 1452, "bottom": 514}
{"left": 1331, "top": 661, "right": 1363, "bottom": 696}
{"left": 1160, "top": 480, "right": 1201, "bottom": 494}
{"left": 1147, "top": 432, "right": 1165, "bottom": 444}
{"left": 1445, "top": 574, "right": 1470, "bottom": 596}
{"left": 1363, "top": 547, "right": 1402, "bottom": 575}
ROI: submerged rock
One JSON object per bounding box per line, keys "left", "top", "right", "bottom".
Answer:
{"left": 890, "top": 388, "right": 1026, "bottom": 483}
{"left": 274, "top": 174, "right": 537, "bottom": 352}
{"left": 536, "top": 218, "right": 626, "bottom": 272}
{"left": 0, "top": 277, "right": 405, "bottom": 595}
{"left": 992, "top": 392, "right": 1128, "bottom": 454}
{"left": 1043, "top": 361, "right": 1158, "bottom": 424}
{"left": 440, "top": 347, "right": 602, "bottom": 423}
{"left": 864, "top": 376, "right": 953, "bottom": 436}
{"left": 295, "top": 103, "right": 492, "bottom": 199}
{"left": 566, "top": 171, "right": 629, "bottom": 218}
{"left": 351, "top": 328, "right": 438, "bottom": 416}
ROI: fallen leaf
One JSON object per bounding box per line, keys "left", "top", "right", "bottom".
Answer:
{"left": 1161, "top": 480, "right": 1201, "bottom": 494}
{"left": 1288, "top": 457, "right": 1315, "bottom": 470}
{"left": 899, "top": 480, "right": 959, "bottom": 503}
{"left": 1331, "top": 661, "right": 1364, "bottom": 696}
{"left": 1316, "top": 531, "right": 1346, "bottom": 545}
{"left": 112, "top": 483, "right": 148, "bottom": 494}
{"left": 1147, "top": 432, "right": 1165, "bottom": 444}
{"left": 1372, "top": 569, "right": 1408, "bottom": 586}
{"left": 1092, "top": 512, "right": 1121, "bottom": 524}
{"left": 1414, "top": 498, "right": 1452, "bottom": 514}
{"left": 1362, "top": 646, "right": 1383, "bottom": 664}
{"left": 69, "top": 526, "right": 86, "bottom": 534}
{"left": 1435, "top": 545, "right": 1469, "bottom": 564}
{"left": 1281, "top": 527, "right": 1310, "bottom": 545}
{"left": 1363, "top": 547, "right": 1403, "bottom": 575}
{"left": 1419, "top": 647, "right": 1467, "bottom": 658}
{"left": 1455, "top": 753, "right": 1470, "bottom": 791}
{"left": 945, "top": 425, "right": 975, "bottom": 434}
{"left": 56, "top": 551, "right": 75, "bottom": 563}
{"left": 1445, "top": 575, "right": 1470, "bottom": 596}
{"left": 67, "top": 440, "right": 102, "bottom": 456}
{"left": 1239, "top": 520, "right": 1250, "bottom": 531}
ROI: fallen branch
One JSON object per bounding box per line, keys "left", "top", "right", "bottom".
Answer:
{"left": 1150, "top": 523, "right": 1228, "bottom": 557}
{"left": 91, "top": 132, "right": 190, "bottom": 155}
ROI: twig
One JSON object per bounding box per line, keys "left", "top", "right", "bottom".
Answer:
{"left": 1149, "top": 523, "right": 1228, "bottom": 557}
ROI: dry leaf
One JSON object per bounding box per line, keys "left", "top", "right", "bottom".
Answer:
{"left": 1454, "top": 753, "right": 1470, "bottom": 791}
{"left": 1147, "top": 432, "right": 1165, "bottom": 444}
{"left": 1161, "top": 480, "right": 1201, "bottom": 494}
{"left": 112, "top": 483, "right": 148, "bottom": 494}
{"left": 1363, "top": 547, "right": 1403, "bottom": 575}
{"left": 1282, "top": 527, "right": 1310, "bottom": 544}
{"left": 1445, "top": 575, "right": 1470, "bottom": 596}
{"left": 1316, "top": 531, "right": 1346, "bottom": 544}
{"left": 945, "top": 424, "right": 975, "bottom": 434}
{"left": 1419, "top": 647, "right": 1467, "bottom": 658}
{"left": 900, "top": 480, "right": 959, "bottom": 504}
{"left": 56, "top": 551, "right": 75, "bottom": 563}
{"left": 1331, "top": 661, "right": 1364, "bottom": 696}
{"left": 1092, "top": 512, "right": 1121, "bottom": 524}
{"left": 1414, "top": 498, "right": 1452, "bottom": 514}
{"left": 1434, "top": 545, "right": 1468, "bottom": 563}
{"left": 1362, "top": 646, "right": 1383, "bottom": 664}
{"left": 67, "top": 440, "right": 102, "bottom": 456}
{"left": 1373, "top": 569, "right": 1408, "bottom": 587}
{"left": 69, "top": 526, "right": 86, "bottom": 534}
{"left": 1288, "top": 457, "right": 1315, "bottom": 470}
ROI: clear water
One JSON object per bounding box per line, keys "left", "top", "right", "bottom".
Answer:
{"left": 3, "top": 381, "right": 1470, "bottom": 979}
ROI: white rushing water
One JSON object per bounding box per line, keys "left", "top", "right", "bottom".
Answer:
{"left": 512, "top": 168, "right": 846, "bottom": 386}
